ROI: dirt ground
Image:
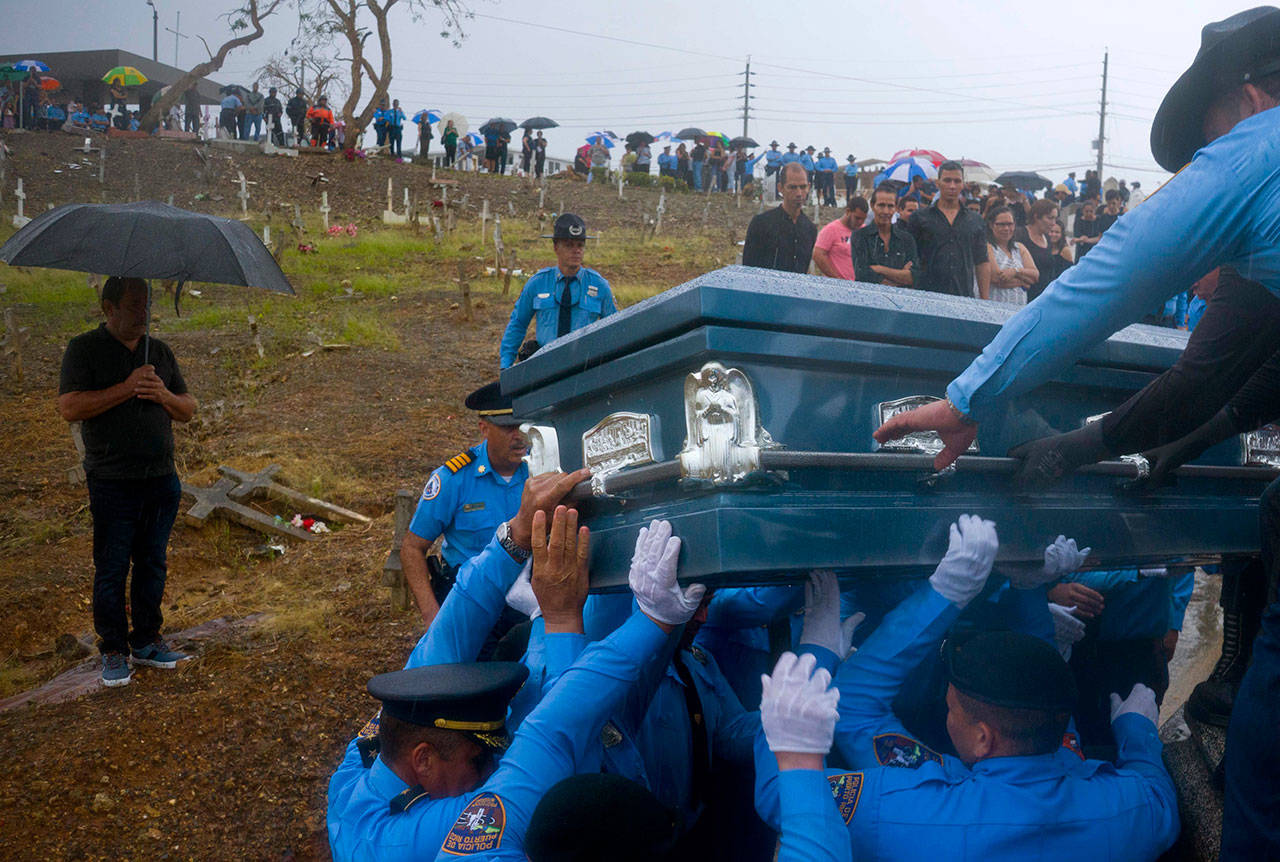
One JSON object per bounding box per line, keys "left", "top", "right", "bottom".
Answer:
{"left": 0, "top": 129, "right": 762, "bottom": 860}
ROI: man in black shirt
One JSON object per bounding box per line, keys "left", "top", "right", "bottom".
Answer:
{"left": 742, "top": 163, "right": 818, "bottom": 273}
{"left": 263, "top": 86, "right": 284, "bottom": 146}
{"left": 58, "top": 277, "right": 198, "bottom": 688}
{"left": 853, "top": 185, "right": 919, "bottom": 285}
{"left": 903, "top": 160, "right": 991, "bottom": 298}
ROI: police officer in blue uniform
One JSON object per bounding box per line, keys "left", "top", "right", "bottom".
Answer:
{"left": 372, "top": 98, "right": 389, "bottom": 148}
{"left": 753, "top": 516, "right": 1179, "bottom": 862}
{"left": 498, "top": 213, "right": 618, "bottom": 369}
{"left": 799, "top": 146, "right": 817, "bottom": 199}
{"left": 401, "top": 381, "right": 529, "bottom": 627}
{"left": 843, "top": 155, "right": 859, "bottom": 206}
{"left": 872, "top": 11, "right": 1280, "bottom": 855}
{"left": 326, "top": 507, "right": 707, "bottom": 862}
{"left": 780, "top": 142, "right": 801, "bottom": 168}
{"left": 816, "top": 148, "right": 838, "bottom": 207}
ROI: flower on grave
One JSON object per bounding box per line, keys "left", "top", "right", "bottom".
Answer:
{"left": 327, "top": 224, "right": 345, "bottom": 236}
{"left": 345, "top": 223, "right": 357, "bottom": 236}
{"left": 432, "top": 200, "right": 444, "bottom": 208}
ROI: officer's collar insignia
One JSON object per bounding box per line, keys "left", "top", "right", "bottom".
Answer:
{"left": 389, "top": 785, "right": 430, "bottom": 815}
{"left": 441, "top": 792, "right": 507, "bottom": 854}
{"left": 1061, "top": 732, "right": 1086, "bottom": 761}
{"left": 827, "top": 772, "right": 864, "bottom": 824}
{"left": 873, "top": 732, "right": 942, "bottom": 769}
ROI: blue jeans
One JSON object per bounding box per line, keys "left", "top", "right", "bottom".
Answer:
{"left": 1222, "top": 475, "right": 1280, "bottom": 858}
{"left": 691, "top": 160, "right": 704, "bottom": 190}
{"left": 87, "top": 474, "right": 182, "bottom": 655}
{"left": 248, "top": 113, "right": 262, "bottom": 141}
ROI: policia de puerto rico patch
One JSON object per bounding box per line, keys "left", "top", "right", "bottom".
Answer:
{"left": 441, "top": 792, "right": 506, "bottom": 855}
{"left": 827, "top": 772, "right": 864, "bottom": 824}
{"left": 873, "top": 732, "right": 943, "bottom": 769}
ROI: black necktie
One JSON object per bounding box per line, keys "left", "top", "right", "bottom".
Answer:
{"left": 557, "top": 276, "right": 575, "bottom": 338}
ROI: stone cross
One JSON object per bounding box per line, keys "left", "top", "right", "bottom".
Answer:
{"left": 441, "top": 186, "right": 448, "bottom": 208}
{"left": 493, "top": 216, "right": 504, "bottom": 270}
{"left": 12, "top": 178, "right": 29, "bottom": 228}
{"left": 262, "top": 224, "right": 270, "bottom": 246}
{"left": 98, "top": 147, "right": 106, "bottom": 184}
{"left": 320, "top": 191, "right": 330, "bottom": 231}
{"left": 480, "top": 198, "right": 490, "bottom": 246}
{"left": 457, "top": 259, "right": 472, "bottom": 320}
{"left": 403, "top": 187, "right": 411, "bottom": 216}
{"left": 381, "top": 489, "right": 417, "bottom": 611}
{"left": 433, "top": 215, "right": 443, "bottom": 241}
{"left": 539, "top": 186, "right": 545, "bottom": 209}
{"left": 237, "top": 171, "right": 250, "bottom": 217}
{"left": 180, "top": 477, "right": 318, "bottom": 541}
{"left": 217, "top": 464, "right": 370, "bottom": 524}
{"left": 386, "top": 177, "right": 394, "bottom": 212}
{"left": 167, "top": 194, "right": 174, "bottom": 206}
{"left": 618, "top": 174, "right": 625, "bottom": 199}
{"left": 654, "top": 189, "right": 666, "bottom": 235}
{"left": 431, "top": 163, "right": 437, "bottom": 182}
{"left": 508, "top": 200, "right": 515, "bottom": 216}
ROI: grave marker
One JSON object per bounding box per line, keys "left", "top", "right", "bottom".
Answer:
{"left": 11, "top": 178, "right": 30, "bottom": 228}
{"left": 381, "top": 488, "right": 417, "bottom": 611}
{"left": 236, "top": 171, "right": 250, "bottom": 217}
{"left": 217, "top": 464, "right": 370, "bottom": 524}
{"left": 180, "top": 477, "right": 317, "bottom": 541}
{"left": 319, "top": 191, "right": 330, "bottom": 231}
{"left": 456, "top": 260, "right": 472, "bottom": 320}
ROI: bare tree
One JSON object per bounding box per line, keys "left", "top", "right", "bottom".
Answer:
{"left": 326, "top": 0, "right": 468, "bottom": 142}
{"left": 254, "top": 12, "right": 346, "bottom": 104}
{"left": 138, "top": 0, "right": 285, "bottom": 132}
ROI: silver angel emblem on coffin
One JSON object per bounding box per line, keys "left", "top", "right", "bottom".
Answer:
{"left": 679, "top": 361, "right": 777, "bottom": 483}
{"left": 875, "top": 396, "right": 980, "bottom": 456}
{"left": 520, "top": 423, "right": 562, "bottom": 476}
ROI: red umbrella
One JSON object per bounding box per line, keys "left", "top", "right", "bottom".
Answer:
{"left": 39, "top": 77, "right": 61, "bottom": 91}
{"left": 890, "top": 147, "right": 947, "bottom": 166}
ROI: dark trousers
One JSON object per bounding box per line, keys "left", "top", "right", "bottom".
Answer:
{"left": 444, "top": 142, "right": 456, "bottom": 166}
{"left": 535, "top": 156, "right": 545, "bottom": 178}
{"left": 87, "top": 474, "right": 182, "bottom": 655}
{"left": 184, "top": 108, "right": 198, "bottom": 134}
{"left": 1222, "top": 476, "right": 1280, "bottom": 858}
{"left": 268, "top": 112, "right": 284, "bottom": 146}
{"left": 219, "top": 108, "right": 237, "bottom": 137}
{"left": 375, "top": 125, "right": 387, "bottom": 147}
{"left": 1069, "top": 631, "right": 1169, "bottom": 752}
{"left": 387, "top": 126, "right": 402, "bottom": 156}
{"left": 1102, "top": 270, "right": 1280, "bottom": 456}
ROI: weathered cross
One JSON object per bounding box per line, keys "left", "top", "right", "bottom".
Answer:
{"left": 217, "top": 464, "right": 370, "bottom": 524}
{"left": 180, "top": 477, "right": 318, "bottom": 541}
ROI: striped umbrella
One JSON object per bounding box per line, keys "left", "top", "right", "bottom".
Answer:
{"left": 14, "top": 59, "right": 50, "bottom": 72}
{"left": 103, "top": 66, "right": 148, "bottom": 86}
{"left": 877, "top": 156, "right": 938, "bottom": 185}
{"left": 586, "top": 133, "right": 616, "bottom": 148}
{"left": 890, "top": 147, "right": 946, "bottom": 166}
{"left": 413, "top": 109, "right": 443, "bottom": 124}
{"left": 463, "top": 131, "right": 484, "bottom": 147}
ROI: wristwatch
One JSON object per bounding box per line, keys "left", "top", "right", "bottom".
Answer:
{"left": 497, "top": 520, "right": 531, "bottom": 563}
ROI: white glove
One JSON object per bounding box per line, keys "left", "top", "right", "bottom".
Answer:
{"left": 504, "top": 561, "right": 540, "bottom": 619}
{"left": 1110, "top": 683, "right": 1159, "bottom": 726}
{"left": 1048, "top": 602, "right": 1085, "bottom": 660}
{"left": 760, "top": 651, "right": 839, "bottom": 755}
{"left": 928, "top": 514, "right": 999, "bottom": 608}
{"left": 628, "top": 519, "right": 705, "bottom": 626}
{"left": 1007, "top": 535, "right": 1091, "bottom": 589}
{"left": 799, "top": 571, "right": 865, "bottom": 660}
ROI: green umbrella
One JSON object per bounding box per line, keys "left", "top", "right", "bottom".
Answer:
{"left": 102, "top": 66, "right": 148, "bottom": 87}
{"left": 0, "top": 65, "right": 29, "bottom": 82}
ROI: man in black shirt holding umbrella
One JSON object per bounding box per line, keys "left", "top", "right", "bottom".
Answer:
{"left": 742, "top": 163, "right": 818, "bottom": 273}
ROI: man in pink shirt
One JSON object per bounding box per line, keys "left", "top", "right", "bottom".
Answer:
{"left": 812, "top": 196, "right": 868, "bottom": 281}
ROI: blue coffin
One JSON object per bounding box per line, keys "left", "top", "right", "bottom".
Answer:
{"left": 501, "top": 266, "right": 1273, "bottom": 589}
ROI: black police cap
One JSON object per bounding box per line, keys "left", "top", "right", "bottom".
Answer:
{"left": 541, "top": 212, "right": 598, "bottom": 240}
{"left": 1152, "top": 6, "right": 1280, "bottom": 171}
{"left": 464, "top": 380, "right": 523, "bottom": 426}
{"left": 945, "top": 630, "right": 1077, "bottom": 713}
{"left": 367, "top": 661, "right": 528, "bottom": 748}
{"left": 525, "top": 774, "right": 680, "bottom": 862}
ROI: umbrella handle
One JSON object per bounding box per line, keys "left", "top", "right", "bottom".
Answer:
{"left": 144, "top": 280, "right": 151, "bottom": 365}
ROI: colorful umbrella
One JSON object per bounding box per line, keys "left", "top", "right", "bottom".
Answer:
{"left": 654, "top": 131, "right": 676, "bottom": 141}
{"left": 413, "top": 109, "right": 443, "bottom": 124}
{"left": 890, "top": 148, "right": 947, "bottom": 166}
{"left": 0, "top": 65, "right": 29, "bottom": 82}
{"left": 586, "top": 133, "right": 615, "bottom": 148}
{"left": 520, "top": 116, "right": 558, "bottom": 130}
{"left": 703, "top": 131, "right": 730, "bottom": 144}
{"left": 102, "top": 66, "right": 148, "bottom": 87}
{"left": 463, "top": 131, "right": 484, "bottom": 147}
{"left": 877, "top": 156, "right": 939, "bottom": 185}
{"left": 39, "top": 77, "right": 61, "bottom": 91}
{"left": 14, "top": 59, "right": 50, "bottom": 72}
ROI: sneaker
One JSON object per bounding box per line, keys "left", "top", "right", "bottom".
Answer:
{"left": 101, "top": 653, "right": 132, "bottom": 687}
{"left": 130, "top": 639, "right": 191, "bottom": 669}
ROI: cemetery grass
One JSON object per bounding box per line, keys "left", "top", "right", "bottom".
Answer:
{"left": 0, "top": 132, "right": 759, "bottom": 860}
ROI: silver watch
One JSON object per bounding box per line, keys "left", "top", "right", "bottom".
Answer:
{"left": 497, "top": 520, "right": 531, "bottom": 563}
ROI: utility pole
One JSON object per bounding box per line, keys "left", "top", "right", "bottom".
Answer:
{"left": 1094, "top": 50, "right": 1108, "bottom": 184}
{"left": 165, "top": 10, "right": 188, "bottom": 67}
{"left": 146, "top": 0, "right": 158, "bottom": 62}
{"left": 740, "top": 56, "right": 753, "bottom": 139}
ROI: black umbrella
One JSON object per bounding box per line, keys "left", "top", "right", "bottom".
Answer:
{"left": 625, "top": 131, "right": 654, "bottom": 147}
{"left": 0, "top": 201, "right": 294, "bottom": 360}
{"left": 994, "top": 170, "right": 1053, "bottom": 191}
{"left": 675, "top": 127, "right": 706, "bottom": 140}
{"left": 480, "top": 117, "right": 518, "bottom": 135}
{"left": 729, "top": 136, "right": 759, "bottom": 149}
{"left": 520, "top": 116, "right": 558, "bottom": 130}
{"left": 219, "top": 83, "right": 250, "bottom": 97}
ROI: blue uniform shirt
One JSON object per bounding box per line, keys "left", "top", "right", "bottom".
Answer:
{"left": 386, "top": 107, "right": 405, "bottom": 128}
{"left": 844, "top": 162, "right": 859, "bottom": 177}
{"left": 408, "top": 441, "right": 527, "bottom": 569}
{"left": 372, "top": 107, "right": 387, "bottom": 128}
{"left": 781, "top": 151, "right": 801, "bottom": 165}
{"left": 766, "top": 149, "right": 783, "bottom": 167}
{"left": 754, "top": 582, "right": 1180, "bottom": 861}
{"left": 499, "top": 265, "right": 617, "bottom": 368}
{"left": 799, "top": 153, "right": 815, "bottom": 171}
{"left": 1065, "top": 569, "right": 1195, "bottom": 640}
{"left": 817, "top": 156, "right": 838, "bottom": 172}
{"left": 950, "top": 106, "right": 1280, "bottom": 421}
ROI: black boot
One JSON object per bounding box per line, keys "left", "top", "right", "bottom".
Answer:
{"left": 1186, "top": 558, "right": 1265, "bottom": 727}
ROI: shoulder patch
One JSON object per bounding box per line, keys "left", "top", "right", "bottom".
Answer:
{"left": 1061, "top": 732, "right": 1086, "bottom": 761}
{"left": 873, "top": 732, "right": 942, "bottom": 769}
{"left": 444, "top": 452, "right": 474, "bottom": 474}
{"left": 421, "top": 472, "right": 442, "bottom": 501}
{"left": 441, "top": 792, "right": 506, "bottom": 855}
{"left": 389, "top": 785, "right": 430, "bottom": 815}
{"left": 356, "top": 709, "right": 382, "bottom": 768}
{"left": 827, "top": 772, "right": 864, "bottom": 824}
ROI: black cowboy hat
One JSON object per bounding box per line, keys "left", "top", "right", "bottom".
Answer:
{"left": 1151, "top": 6, "right": 1280, "bottom": 171}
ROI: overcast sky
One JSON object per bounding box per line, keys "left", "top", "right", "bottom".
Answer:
{"left": 0, "top": 0, "right": 1253, "bottom": 185}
